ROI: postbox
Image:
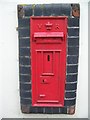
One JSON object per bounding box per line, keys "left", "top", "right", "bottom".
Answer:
{"left": 30, "top": 17, "right": 67, "bottom": 107}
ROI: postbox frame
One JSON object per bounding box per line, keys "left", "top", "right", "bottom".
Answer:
{"left": 30, "top": 16, "right": 67, "bottom": 107}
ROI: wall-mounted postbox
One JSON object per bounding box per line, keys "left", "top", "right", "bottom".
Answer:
{"left": 18, "top": 4, "right": 80, "bottom": 114}
{"left": 30, "top": 17, "right": 67, "bottom": 107}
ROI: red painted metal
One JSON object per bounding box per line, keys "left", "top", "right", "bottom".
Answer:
{"left": 30, "top": 16, "right": 67, "bottom": 107}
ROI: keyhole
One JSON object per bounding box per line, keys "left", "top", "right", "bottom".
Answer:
{"left": 43, "top": 79, "right": 44, "bottom": 83}
{"left": 47, "top": 55, "right": 50, "bottom": 61}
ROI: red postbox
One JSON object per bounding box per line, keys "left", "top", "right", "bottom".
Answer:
{"left": 30, "top": 16, "right": 67, "bottom": 107}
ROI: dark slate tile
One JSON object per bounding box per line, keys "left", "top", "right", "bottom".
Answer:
{"left": 67, "top": 65, "right": 78, "bottom": 73}
{"left": 19, "top": 48, "right": 30, "bottom": 56}
{"left": 66, "top": 74, "right": 78, "bottom": 82}
{"left": 64, "top": 99, "right": 76, "bottom": 106}
{"left": 65, "top": 83, "right": 77, "bottom": 90}
{"left": 20, "top": 83, "right": 31, "bottom": 91}
{"left": 67, "top": 56, "right": 78, "bottom": 64}
{"left": 18, "top": 18, "right": 30, "bottom": 27}
{"left": 68, "top": 38, "right": 79, "bottom": 46}
{"left": 68, "top": 47, "right": 79, "bottom": 55}
{"left": 65, "top": 91, "right": 76, "bottom": 98}
{"left": 19, "top": 28, "right": 30, "bottom": 38}
{"left": 60, "top": 107, "right": 67, "bottom": 114}
{"left": 51, "top": 4, "right": 62, "bottom": 16}
{"left": 24, "top": 5, "right": 33, "bottom": 16}
{"left": 68, "top": 28, "right": 79, "bottom": 36}
{"left": 52, "top": 108, "right": 59, "bottom": 114}
{"left": 60, "top": 4, "right": 71, "bottom": 16}
{"left": 68, "top": 18, "right": 79, "bottom": 27}
{"left": 51, "top": 4, "right": 71, "bottom": 16}
{"left": 29, "top": 106, "right": 37, "bottom": 113}
{"left": 37, "top": 107, "right": 44, "bottom": 113}
{"left": 19, "top": 66, "right": 30, "bottom": 74}
{"left": 19, "top": 38, "right": 30, "bottom": 47}
{"left": 20, "top": 90, "right": 31, "bottom": 98}
{"left": 20, "top": 98, "right": 31, "bottom": 105}
{"left": 45, "top": 107, "right": 53, "bottom": 114}
{"left": 43, "top": 4, "right": 52, "bottom": 16}
{"left": 20, "top": 74, "right": 31, "bottom": 82}
{"left": 19, "top": 57, "right": 30, "bottom": 65}
{"left": 34, "top": 4, "right": 43, "bottom": 16}
{"left": 43, "top": 4, "right": 71, "bottom": 16}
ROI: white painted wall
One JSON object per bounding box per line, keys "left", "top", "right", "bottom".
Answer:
{"left": 0, "top": 0, "right": 88, "bottom": 118}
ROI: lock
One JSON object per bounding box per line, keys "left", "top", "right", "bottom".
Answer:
{"left": 42, "top": 79, "right": 47, "bottom": 83}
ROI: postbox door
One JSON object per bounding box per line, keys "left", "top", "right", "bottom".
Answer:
{"left": 30, "top": 17, "right": 67, "bottom": 107}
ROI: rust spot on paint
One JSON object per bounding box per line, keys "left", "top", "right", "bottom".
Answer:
{"left": 18, "top": 5, "right": 25, "bottom": 18}
{"left": 21, "top": 105, "right": 30, "bottom": 113}
{"left": 67, "top": 106, "right": 75, "bottom": 114}
{"left": 71, "top": 4, "right": 80, "bottom": 18}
